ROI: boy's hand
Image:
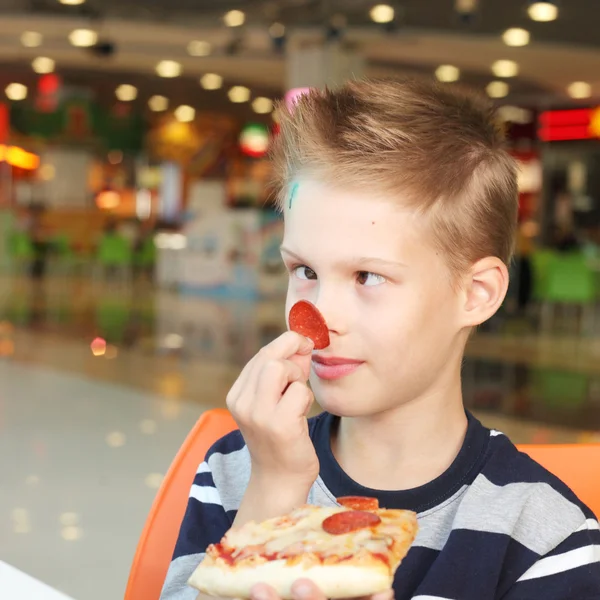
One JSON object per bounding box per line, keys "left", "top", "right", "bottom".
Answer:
{"left": 250, "top": 580, "right": 394, "bottom": 600}
{"left": 227, "top": 331, "right": 320, "bottom": 525}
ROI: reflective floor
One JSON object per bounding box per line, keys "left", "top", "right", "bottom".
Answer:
{"left": 1, "top": 276, "right": 600, "bottom": 599}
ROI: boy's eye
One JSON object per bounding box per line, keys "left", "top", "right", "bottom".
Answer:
{"left": 293, "top": 265, "right": 317, "bottom": 280}
{"left": 357, "top": 271, "right": 386, "bottom": 286}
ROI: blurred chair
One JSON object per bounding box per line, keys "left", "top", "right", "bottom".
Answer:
{"left": 7, "top": 231, "right": 36, "bottom": 276}
{"left": 538, "top": 252, "right": 596, "bottom": 334}
{"left": 124, "top": 410, "right": 600, "bottom": 600}
{"left": 95, "top": 233, "right": 133, "bottom": 283}
{"left": 530, "top": 369, "right": 589, "bottom": 411}
{"left": 518, "top": 444, "right": 600, "bottom": 518}
{"left": 47, "top": 233, "right": 77, "bottom": 277}
{"left": 125, "top": 408, "right": 238, "bottom": 600}
{"left": 133, "top": 236, "right": 156, "bottom": 280}
{"left": 530, "top": 248, "right": 555, "bottom": 303}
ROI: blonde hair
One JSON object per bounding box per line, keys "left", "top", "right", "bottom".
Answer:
{"left": 270, "top": 79, "right": 519, "bottom": 277}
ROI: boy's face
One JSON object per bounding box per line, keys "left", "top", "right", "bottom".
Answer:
{"left": 282, "top": 178, "right": 468, "bottom": 418}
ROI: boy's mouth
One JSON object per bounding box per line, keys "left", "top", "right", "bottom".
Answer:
{"left": 311, "top": 355, "right": 364, "bottom": 380}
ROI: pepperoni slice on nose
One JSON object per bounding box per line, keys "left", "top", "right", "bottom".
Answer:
{"left": 322, "top": 510, "right": 382, "bottom": 535}
{"left": 288, "top": 300, "right": 330, "bottom": 350}
{"left": 337, "top": 496, "right": 380, "bottom": 511}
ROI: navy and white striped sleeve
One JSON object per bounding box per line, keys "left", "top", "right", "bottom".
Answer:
{"left": 159, "top": 456, "right": 234, "bottom": 600}
{"left": 502, "top": 516, "right": 600, "bottom": 599}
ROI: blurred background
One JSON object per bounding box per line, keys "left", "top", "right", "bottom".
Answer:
{"left": 1, "top": 0, "right": 600, "bottom": 598}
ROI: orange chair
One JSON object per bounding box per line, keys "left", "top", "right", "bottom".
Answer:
{"left": 125, "top": 408, "right": 238, "bottom": 600}
{"left": 518, "top": 444, "right": 600, "bottom": 518}
{"left": 125, "top": 411, "right": 600, "bottom": 600}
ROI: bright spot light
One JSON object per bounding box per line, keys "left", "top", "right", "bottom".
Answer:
{"left": 528, "top": 1, "right": 558, "bottom": 22}
{"left": 435, "top": 65, "right": 460, "bottom": 83}
{"left": 156, "top": 60, "right": 182, "bottom": 78}
{"left": 252, "top": 97, "right": 273, "bottom": 114}
{"left": 200, "top": 73, "right": 223, "bottom": 90}
{"left": 502, "top": 27, "right": 530, "bottom": 47}
{"left": 148, "top": 95, "right": 169, "bottom": 111}
{"left": 568, "top": 81, "right": 592, "bottom": 99}
{"left": 32, "top": 57, "right": 55, "bottom": 74}
{"left": 369, "top": 4, "right": 395, "bottom": 24}
{"left": 491, "top": 59, "right": 519, "bottom": 78}
{"left": 224, "top": 10, "right": 245, "bottom": 27}
{"left": 68, "top": 29, "right": 97, "bottom": 47}
{"left": 6, "top": 83, "right": 27, "bottom": 101}
{"left": 486, "top": 81, "right": 510, "bottom": 98}
{"left": 90, "top": 337, "right": 107, "bottom": 356}
{"left": 228, "top": 86, "right": 251, "bottom": 103}
{"left": 115, "top": 84, "right": 137, "bottom": 102}
{"left": 21, "top": 31, "right": 42, "bottom": 48}
{"left": 188, "top": 40, "right": 211, "bottom": 56}
{"left": 174, "top": 105, "right": 195, "bottom": 122}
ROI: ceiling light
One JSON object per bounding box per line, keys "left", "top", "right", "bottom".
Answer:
{"left": 58, "top": 0, "right": 85, "bottom": 4}
{"left": 269, "top": 22, "right": 286, "bottom": 37}
{"left": 5, "top": 83, "right": 27, "bottom": 101}
{"left": 175, "top": 105, "right": 195, "bottom": 122}
{"left": 369, "top": 4, "right": 395, "bottom": 24}
{"left": 148, "top": 95, "right": 168, "bottom": 111}
{"left": 228, "top": 86, "right": 251, "bottom": 103}
{"left": 21, "top": 31, "right": 42, "bottom": 48}
{"left": 32, "top": 57, "right": 55, "bottom": 74}
{"left": 156, "top": 60, "right": 182, "bottom": 78}
{"left": 224, "top": 10, "right": 245, "bottom": 27}
{"left": 568, "top": 82, "right": 592, "bottom": 99}
{"left": 69, "top": 29, "right": 97, "bottom": 47}
{"left": 115, "top": 84, "right": 137, "bottom": 102}
{"left": 491, "top": 60, "right": 519, "bottom": 78}
{"left": 502, "top": 27, "right": 530, "bottom": 47}
{"left": 200, "top": 73, "right": 223, "bottom": 90}
{"left": 187, "top": 40, "right": 211, "bottom": 57}
{"left": 528, "top": 1, "right": 558, "bottom": 22}
{"left": 435, "top": 65, "right": 460, "bottom": 83}
{"left": 486, "top": 81, "right": 509, "bottom": 99}
{"left": 252, "top": 97, "right": 274, "bottom": 114}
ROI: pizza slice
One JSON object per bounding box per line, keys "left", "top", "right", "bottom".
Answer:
{"left": 188, "top": 497, "right": 418, "bottom": 599}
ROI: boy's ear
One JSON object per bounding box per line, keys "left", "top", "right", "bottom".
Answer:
{"left": 461, "top": 257, "right": 509, "bottom": 327}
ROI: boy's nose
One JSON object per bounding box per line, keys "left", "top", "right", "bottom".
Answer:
{"left": 313, "top": 290, "right": 344, "bottom": 336}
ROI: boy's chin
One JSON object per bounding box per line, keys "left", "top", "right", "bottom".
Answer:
{"left": 314, "top": 395, "right": 377, "bottom": 418}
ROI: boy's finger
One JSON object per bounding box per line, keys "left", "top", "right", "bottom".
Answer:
{"left": 250, "top": 583, "right": 280, "bottom": 600}
{"left": 291, "top": 579, "right": 327, "bottom": 600}
{"left": 262, "top": 330, "right": 315, "bottom": 359}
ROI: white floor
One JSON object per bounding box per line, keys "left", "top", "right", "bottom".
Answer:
{"left": 0, "top": 362, "right": 208, "bottom": 600}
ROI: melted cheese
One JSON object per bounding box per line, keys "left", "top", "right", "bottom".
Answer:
{"left": 224, "top": 506, "right": 402, "bottom": 559}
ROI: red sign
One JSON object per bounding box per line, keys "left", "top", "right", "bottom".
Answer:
{"left": 0, "top": 103, "right": 8, "bottom": 144}
{"left": 538, "top": 107, "right": 600, "bottom": 142}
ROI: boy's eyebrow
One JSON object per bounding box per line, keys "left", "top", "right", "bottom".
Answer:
{"left": 280, "top": 247, "right": 408, "bottom": 270}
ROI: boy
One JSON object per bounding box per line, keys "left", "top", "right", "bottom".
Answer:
{"left": 161, "top": 80, "right": 600, "bottom": 600}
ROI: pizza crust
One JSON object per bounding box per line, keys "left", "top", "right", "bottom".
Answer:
{"left": 188, "top": 558, "right": 392, "bottom": 599}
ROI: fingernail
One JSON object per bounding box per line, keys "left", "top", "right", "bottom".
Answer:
{"left": 293, "top": 582, "right": 314, "bottom": 600}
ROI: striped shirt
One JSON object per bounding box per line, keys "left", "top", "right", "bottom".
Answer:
{"left": 160, "top": 412, "right": 600, "bottom": 600}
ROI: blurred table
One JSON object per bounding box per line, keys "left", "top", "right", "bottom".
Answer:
{"left": 0, "top": 561, "right": 76, "bottom": 600}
